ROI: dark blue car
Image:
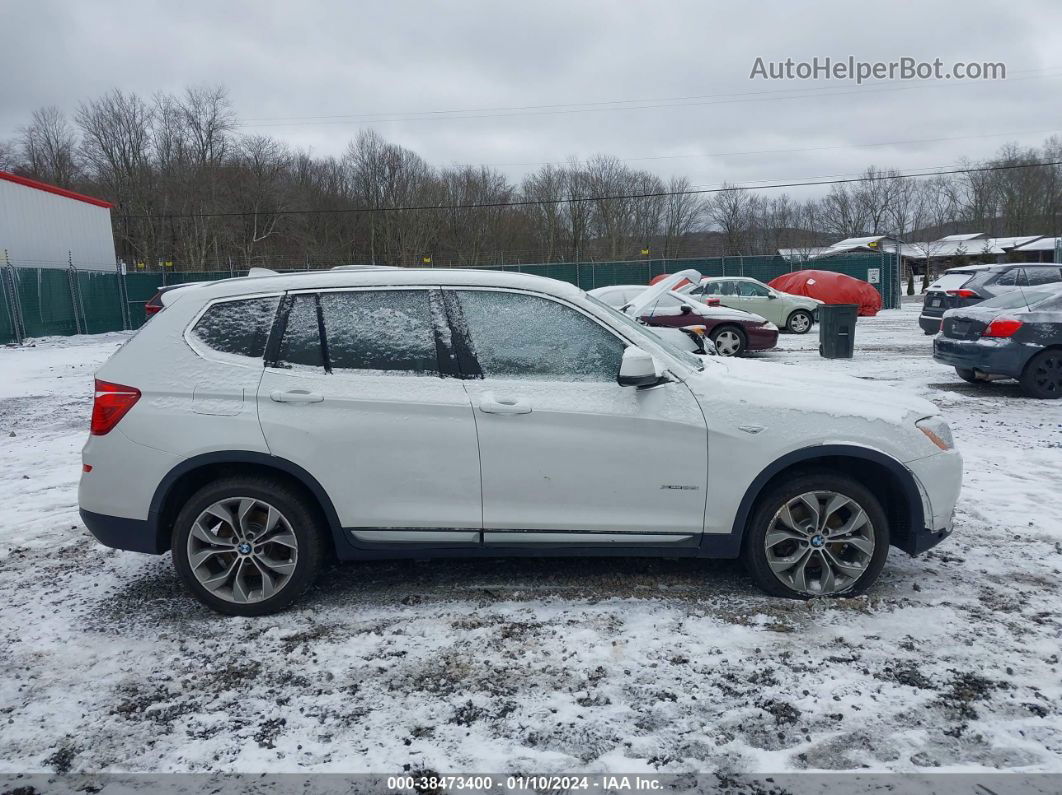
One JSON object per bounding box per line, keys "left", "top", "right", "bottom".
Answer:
{"left": 933, "top": 284, "right": 1062, "bottom": 399}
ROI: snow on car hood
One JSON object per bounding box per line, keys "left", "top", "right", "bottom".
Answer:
{"left": 687, "top": 355, "right": 939, "bottom": 426}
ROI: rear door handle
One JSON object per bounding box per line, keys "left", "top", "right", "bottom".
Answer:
{"left": 270, "top": 389, "right": 324, "bottom": 404}
{"left": 478, "top": 393, "right": 532, "bottom": 415}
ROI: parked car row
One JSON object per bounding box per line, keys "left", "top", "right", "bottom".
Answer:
{"left": 921, "top": 262, "right": 1062, "bottom": 398}
{"left": 919, "top": 262, "right": 1062, "bottom": 334}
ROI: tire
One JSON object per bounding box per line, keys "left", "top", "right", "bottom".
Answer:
{"left": 741, "top": 471, "right": 890, "bottom": 599}
{"left": 172, "top": 476, "right": 325, "bottom": 616}
{"left": 786, "top": 309, "right": 814, "bottom": 334}
{"left": 955, "top": 367, "right": 979, "bottom": 384}
{"left": 710, "top": 325, "right": 747, "bottom": 357}
{"left": 1019, "top": 349, "right": 1062, "bottom": 399}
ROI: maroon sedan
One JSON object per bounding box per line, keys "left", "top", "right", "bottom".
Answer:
{"left": 588, "top": 284, "right": 779, "bottom": 357}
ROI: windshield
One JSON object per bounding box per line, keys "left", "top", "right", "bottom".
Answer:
{"left": 584, "top": 294, "right": 705, "bottom": 371}
{"left": 974, "top": 286, "right": 1062, "bottom": 311}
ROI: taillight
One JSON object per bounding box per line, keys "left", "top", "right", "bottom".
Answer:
{"left": 983, "top": 317, "right": 1023, "bottom": 338}
{"left": 91, "top": 380, "right": 141, "bottom": 435}
{"left": 946, "top": 288, "right": 979, "bottom": 299}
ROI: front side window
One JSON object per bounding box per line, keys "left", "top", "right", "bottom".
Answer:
{"left": 454, "top": 290, "right": 625, "bottom": 382}
{"left": 190, "top": 296, "right": 279, "bottom": 360}
{"left": 319, "top": 290, "right": 439, "bottom": 375}
{"left": 737, "top": 281, "right": 770, "bottom": 297}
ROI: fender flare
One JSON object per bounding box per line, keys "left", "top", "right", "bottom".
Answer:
{"left": 148, "top": 451, "right": 349, "bottom": 555}
{"left": 727, "top": 444, "right": 926, "bottom": 553}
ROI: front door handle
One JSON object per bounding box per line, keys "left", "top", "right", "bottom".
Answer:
{"left": 478, "top": 393, "right": 532, "bottom": 415}
{"left": 270, "top": 389, "right": 324, "bottom": 404}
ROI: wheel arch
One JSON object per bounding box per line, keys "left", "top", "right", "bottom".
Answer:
{"left": 148, "top": 451, "right": 346, "bottom": 556}
{"left": 729, "top": 445, "right": 927, "bottom": 556}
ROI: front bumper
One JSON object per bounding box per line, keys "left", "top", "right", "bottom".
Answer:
{"left": 933, "top": 336, "right": 1031, "bottom": 379}
{"left": 747, "top": 324, "right": 780, "bottom": 351}
{"left": 902, "top": 449, "right": 962, "bottom": 555}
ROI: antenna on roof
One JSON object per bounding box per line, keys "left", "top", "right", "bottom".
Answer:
{"left": 247, "top": 267, "right": 278, "bottom": 277}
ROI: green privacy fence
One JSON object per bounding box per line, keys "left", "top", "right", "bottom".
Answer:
{"left": 0, "top": 253, "right": 898, "bottom": 345}
{"left": 494, "top": 253, "right": 899, "bottom": 307}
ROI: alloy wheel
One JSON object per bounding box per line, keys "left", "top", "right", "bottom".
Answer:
{"left": 763, "top": 490, "right": 875, "bottom": 595}
{"left": 789, "top": 312, "right": 812, "bottom": 333}
{"left": 187, "top": 497, "right": 299, "bottom": 604}
{"left": 714, "top": 329, "right": 742, "bottom": 356}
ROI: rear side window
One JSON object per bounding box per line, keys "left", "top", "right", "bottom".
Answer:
{"left": 453, "top": 290, "right": 624, "bottom": 382}
{"left": 319, "top": 290, "right": 439, "bottom": 375}
{"left": 190, "top": 297, "right": 279, "bottom": 360}
{"left": 993, "top": 269, "right": 1021, "bottom": 287}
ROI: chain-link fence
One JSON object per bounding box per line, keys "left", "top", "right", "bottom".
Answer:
{"left": 0, "top": 253, "right": 898, "bottom": 345}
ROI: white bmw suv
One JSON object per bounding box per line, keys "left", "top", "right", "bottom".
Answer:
{"left": 79, "top": 267, "right": 962, "bottom": 615}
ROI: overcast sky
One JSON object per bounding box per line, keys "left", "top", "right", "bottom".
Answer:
{"left": 4, "top": 0, "right": 1062, "bottom": 196}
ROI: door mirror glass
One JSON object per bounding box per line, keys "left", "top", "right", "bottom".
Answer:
{"left": 618, "top": 346, "right": 660, "bottom": 387}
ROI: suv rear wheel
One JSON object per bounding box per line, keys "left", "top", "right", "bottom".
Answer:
{"left": 172, "top": 477, "right": 324, "bottom": 616}
{"left": 742, "top": 472, "right": 889, "bottom": 599}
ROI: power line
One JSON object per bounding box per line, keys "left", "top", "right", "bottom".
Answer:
{"left": 115, "top": 158, "right": 1062, "bottom": 221}
{"left": 233, "top": 68, "right": 1062, "bottom": 128}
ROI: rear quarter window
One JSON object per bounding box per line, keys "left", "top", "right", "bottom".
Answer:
{"left": 190, "top": 297, "right": 280, "bottom": 360}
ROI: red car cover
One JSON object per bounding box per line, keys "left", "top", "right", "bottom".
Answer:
{"left": 767, "top": 270, "right": 882, "bottom": 317}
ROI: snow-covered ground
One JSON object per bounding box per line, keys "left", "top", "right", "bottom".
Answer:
{"left": 1, "top": 305, "right": 1060, "bottom": 775}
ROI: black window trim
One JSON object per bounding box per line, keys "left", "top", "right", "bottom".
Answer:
{"left": 268, "top": 286, "right": 458, "bottom": 378}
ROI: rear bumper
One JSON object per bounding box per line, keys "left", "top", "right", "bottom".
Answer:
{"left": 80, "top": 508, "right": 166, "bottom": 555}
{"left": 932, "top": 337, "right": 1030, "bottom": 378}
{"left": 918, "top": 314, "right": 943, "bottom": 334}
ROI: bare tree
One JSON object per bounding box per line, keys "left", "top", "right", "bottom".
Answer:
{"left": 707, "top": 184, "right": 757, "bottom": 255}
{"left": 19, "top": 106, "right": 79, "bottom": 186}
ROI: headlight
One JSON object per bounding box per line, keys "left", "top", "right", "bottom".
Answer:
{"left": 916, "top": 417, "right": 955, "bottom": 451}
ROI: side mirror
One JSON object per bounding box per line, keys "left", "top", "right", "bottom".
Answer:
{"left": 618, "top": 346, "right": 660, "bottom": 387}
{"left": 680, "top": 304, "right": 693, "bottom": 314}
{"left": 767, "top": 292, "right": 778, "bottom": 299}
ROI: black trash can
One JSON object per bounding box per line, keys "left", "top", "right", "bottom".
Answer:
{"left": 818, "top": 304, "right": 859, "bottom": 359}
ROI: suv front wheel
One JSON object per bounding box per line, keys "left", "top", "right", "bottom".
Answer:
{"left": 172, "top": 477, "right": 324, "bottom": 616}
{"left": 742, "top": 472, "right": 889, "bottom": 599}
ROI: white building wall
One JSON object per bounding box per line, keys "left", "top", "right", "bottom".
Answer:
{"left": 0, "top": 178, "right": 117, "bottom": 270}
